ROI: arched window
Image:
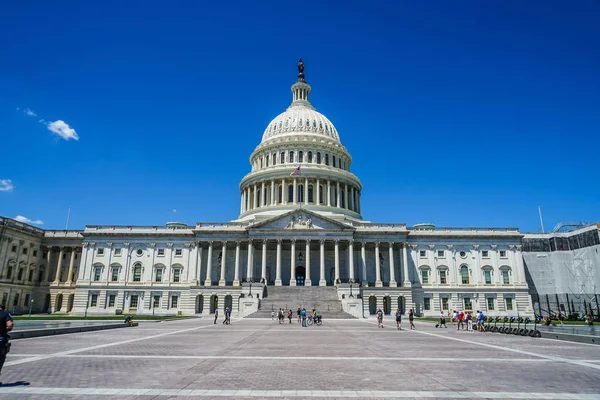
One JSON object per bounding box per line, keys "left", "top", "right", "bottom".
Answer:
{"left": 482, "top": 266, "right": 493, "bottom": 285}
{"left": 289, "top": 151, "right": 294, "bottom": 163}
{"left": 319, "top": 185, "right": 324, "bottom": 204}
{"left": 133, "top": 263, "right": 142, "bottom": 282}
{"left": 325, "top": 154, "right": 329, "bottom": 165}
{"left": 299, "top": 151, "right": 303, "bottom": 163}
{"left": 500, "top": 267, "right": 511, "bottom": 285}
{"left": 299, "top": 119, "right": 303, "bottom": 127}
{"left": 298, "top": 184, "right": 304, "bottom": 203}
{"left": 278, "top": 185, "right": 282, "bottom": 203}
{"left": 317, "top": 152, "right": 321, "bottom": 164}
{"left": 308, "top": 151, "right": 313, "bottom": 163}
{"left": 280, "top": 152, "right": 285, "bottom": 164}
{"left": 287, "top": 184, "right": 293, "bottom": 202}
{"left": 273, "top": 153, "right": 277, "bottom": 166}
{"left": 420, "top": 267, "right": 431, "bottom": 284}
{"left": 308, "top": 185, "right": 314, "bottom": 203}
{"left": 340, "top": 188, "right": 345, "bottom": 208}
{"left": 260, "top": 158, "right": 263, "bottom": 168}
{"left": 460, "top": 265, "right": 470, "bottom": 284}
{"left": 313, "top": 120, "right": 316, "bottom": 128}
{"left": 332, "top": 155, "right": 336, "bottom": 168}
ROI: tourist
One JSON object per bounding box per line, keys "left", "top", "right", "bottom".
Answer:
{"left": 466, "top": 312, "right": 473, "bottom": 331}
{"left": 457, "top": 311, "right": 465, "bottom": 330}
{"left": 271, "top": 310, "right": 275, "bottom": 321}
{"left": 556, "top": 311, "right": 564, "bottom": 325}
{"left": 0, "top": 304, "right": 14, "bottom": 384}
{"left": 297, "top": 307, "right": 301, "bottom": 323}
{"left": 214, "top": 308, "right": 219, "bottom": 324}
{"left": 408, "top": 309, "right": 415, "bottom": 330}
{"left": 288, "top": 309, "right": 293, "bottom": 324}
{"left": 278, "top": 308, "right": 284, "bottom": 324}
{"left": 586, "top": 313, "right": 594, "bottom": 326}
{"left": 395, "top": 308, "right": 402, "bottom": 330}
{"left": 439, "top": 311, "right": 447, "bottom": 328}
{"left": 312, "top": 309, "right": 319, "bottom": 325}
{"left": 476, "top": 310, "right": 485, "bottom": 332}
{"left": 451, "top": 310, "right": 458, "bottom": 326}
{"left": 223, "top": 307, "right": 231, "bottom": 325}
{"left": 301, "top": 308, "right": 307, "bottom": 327}
{"left": 376, "top": 308, "right": 384, "bottom": 328}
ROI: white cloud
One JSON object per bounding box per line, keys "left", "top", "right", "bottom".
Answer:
{"left": 46, "top": 120, "right": 79, "bottom": 141}
{"left": 14, "top": 215, "right": 44, "bottom": 225}
{"left": 24, "top": 108, "right": 37, "bottom": 116}
{"left": 0, "top": 179, "right": 14, "bottom": 192}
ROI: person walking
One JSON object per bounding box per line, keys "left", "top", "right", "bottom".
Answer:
{"left": 301, "top": 308, "right": 307, "bottom": 327}
{"left": 297, "top": 307, "right": 301, "bottom": 323}
{"left": 408, "top": 309, "right": 415, "bottom": 330}
{"left": 395, "top": 308, "right": 402, "bottom": 330}
{"left": 223, "top": 307, "right": 231, "bottom": 325}
{"left": 439, "top": 311, "right": 447, "bottom": 328}
{"left": 287, "top": 309, "right": 293, "bottom": 324}
{"left": 214, "top": 308, "right": 219, "bottom": 324}
{"left": 376, "top": 307, "right": 384, "bottom": 328}
{"left": 271, "top": 310, "right": 275, "bottom": 321}
{"left": 0, "top": 304, "right": 14, "bottom": 385}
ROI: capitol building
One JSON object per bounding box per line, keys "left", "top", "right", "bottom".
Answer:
{"left": 0, "top": 62, "right": 534, "bottom": 318}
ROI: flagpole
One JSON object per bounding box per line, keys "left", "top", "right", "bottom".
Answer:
{"left": 65, "top": 206, "right": 71, "bottom": 230}
{"left": 538, "top": 205, "right": 545, "bottom": 234}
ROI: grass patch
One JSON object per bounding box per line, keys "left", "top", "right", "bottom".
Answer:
{"left": 12, "top": 315, "right": 192, "bottom": 321}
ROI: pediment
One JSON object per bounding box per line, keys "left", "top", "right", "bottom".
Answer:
{"left": 249, "top": 210, "right": 353, "bottom": 231}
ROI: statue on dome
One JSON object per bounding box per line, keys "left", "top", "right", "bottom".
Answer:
{"left": 297, "top": 58, "right": 305, "bottom": 82}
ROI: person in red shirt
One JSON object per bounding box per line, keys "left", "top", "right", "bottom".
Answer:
{"left": 457, "top": 311, "right": 465, "bottom": 330}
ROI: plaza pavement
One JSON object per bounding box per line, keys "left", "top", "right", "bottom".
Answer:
{"left": 0, "top": 316, "right": 599, "bottom": 399}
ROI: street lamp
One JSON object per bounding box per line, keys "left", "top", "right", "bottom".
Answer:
{"left": 28, "top": 298, "right": 34, "bottom": 318}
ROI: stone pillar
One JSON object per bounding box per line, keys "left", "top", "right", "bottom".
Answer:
{"left": 253, "top": 184, "right": 258, "bottom": 209}
{"left": 319, "top": 239, "right": 326, "bottom": 286}
{"left": 305, "top": 239, "right": 311, "bottom": 286}
{"left": 240, "top": 192, "right": 244, "bottom": 214}
{"left": 402, "top": 243, "right": 411, "bottom": 287}
{"left": 66, "top": 248, "right": 77, "bottom": 284}
{"left": 293, "top": 178, "right": 298, "bottom": 205}
{"left": 388, "top": 242, "right": 397, "bottom": 287}
{"left": 275, "top": 239, "right": 282, "bottom": 286}
{"left": 233, "top": 241, "right": 241, "bottom": 286}
{"left": 361, "top": 242, "right": 367, "bottom": 285}
{"left": 204, "top": 241, "right": 213, "bottom": 286}
{"left": 246, "top": 240, "right": 254, "bottom": 281}
{"left": 334, "top": 240, "right": 340, "bottom": 284}
{"left": 350, "top": 187, "right": 354, "bottom": 211}
{"left": 261, "top": 240, "right": 267, "bottom": 283}
{"left": 53, "top": 246, "right": 64, "bottom": 284}
{"left": 327, "top": 180, "right": 331, "bottom": 206}
{"left": 261, "top": 181, "right": 266, "bottom": 207}
{"left": 348, "top": 240, "right": 355, "bottom": 282}
{"left": 316, "top": 179, "right": 321, "bottom": 205}
{"left": 282, "top": 178, "right": 287, "bottom": 204}
{"left": 375, "top": 242, "right": 382, "bottom": 287}
{"left": 196, "top": 244, "right": 203, "bottom": 285}
{"left": 290, "top": 239, "right": 297, "bottom": 286}
{"left": 271, "top": 179, "right": 276, "bottom": 206}
{"left": 305, "top": 177, "right": 309, "bottom": 204}
{"left": 336, "top": 181, "right": 341, "bottom": 208}
{"left": 44, "top": 248, "right": 52, "bottom": 283}
{"left": 219, "top": 242, "right": 227, "bottom": 286}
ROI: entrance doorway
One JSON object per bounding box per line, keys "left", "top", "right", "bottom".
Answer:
{"left": 295, "top": 266, "right": 306, "bottom": 286}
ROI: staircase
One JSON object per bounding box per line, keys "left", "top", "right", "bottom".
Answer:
{"left": 247, "top": 286, "right": 356, "bottom": 319}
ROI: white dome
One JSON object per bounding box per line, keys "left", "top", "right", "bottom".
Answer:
{"left": 261, "top": 105, "right": 340, "bottom": 143}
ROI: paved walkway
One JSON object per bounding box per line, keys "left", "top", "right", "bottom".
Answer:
{"left": 1, "top": 317, "right": 600, "bottom": 399}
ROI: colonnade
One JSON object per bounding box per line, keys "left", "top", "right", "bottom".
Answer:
{"left": 46, "top": 246, "right": 80, "bottom": 285}
{"left": 201, "top": 239, "right": 411, "bottom": 287}
{"left": 240, "top": 177, "right": 361, "bottom": 214}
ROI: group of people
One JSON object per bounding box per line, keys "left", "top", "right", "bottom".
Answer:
{"left": 214, "top": 307, "right": 232, "bottom": 325}
{"left": 375, "top": 308, "right": 415, "bottom": 330}
{"left": 447, "top": 310, "right": 486, "bottom": 332}
{"left": 271, "top": 307, "right": 320, "bottom": 327}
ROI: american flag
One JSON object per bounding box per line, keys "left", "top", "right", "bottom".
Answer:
{"left": 290, "top": 166, "right": 301, "bottom": 176}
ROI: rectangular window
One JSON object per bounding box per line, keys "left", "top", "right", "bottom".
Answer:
{"left": 23, "top": 247, "right": 28, "bottom": 255}
{"left": 175, "top": 249, "right": 182, "bottom": 256}
{"left": 421, "top": 270, "right": 429, "bottom": 284}
{"left": 24, "top": 294, "right": 30, "bottom": 307}
{"left": 464, "top": 297, "right": 472, "bottom": 311}
{"left": 17, "top": 268, "right": 24, "bottom": 280}
{"left": 424, "top": 297, "right": 431, "bottom": 310}
{"left": 484, "top": 270, "right": 492, "bottom": 284}
{"left": 439, "top": 270, "right": 447, "bottom": 284}
{"left": 108, "top": 294, "right": 116, "bottom": 307}
{"left": 97, "top": 248, "right": 104, "bottom": 256}
{"left": 94, "top": 267, "right": 101, "bottom": 281}
{"left": 153, "top": 295, "right": 161, "bottom": 308}
{"left": 33, "top": 250, "right": 38, "bottom": 257}
{"left": 13, "top": 293, "right": 19, "bottom": 306}
{"left": 437, "top": 250, "right": 444, "bottom": 257}
{"left": 487, "top": 297, "right": 495, "bottom": 311}
{"left": 502, "top": 270, "right": 510, "bottom": 285}
{"left": 481, "top": 250, "right": 489, "bottom": 258}
{"left": 171, "top": 296, "right": 179, "bottom": 308}
{"left": 28, "top": 270, "right": 34, "bottom": 282}
{"left": 11, "top": 245, "right": 17, "bottom": 252}
{"left": 419, "top": 250, "right": 426, "bottom": 257}
{"left": 111, "top": 267, "right": 119, "bottom": 282}
{"left": 90, "top": 294, "right": 98, "bottom": 307}
{"left": 499, "top": 250, "right": 507, "bottom": 258}
{"left": 173, "top": 269, "right": 181, "bottom": 283}
{"left": 133, "top": 267, "right": 142, "bottom": 282}
{"left": 158, "top": 249, "right": 165, "bottom": 256}
{"left": 155, "top": 269, "right": 163, "bottom": 282}
{"left": 114, "top": 248, "right": 121, "bottom": 256}
{"left": 130, "top": 295, "right": 139, "bottom": 308}
{"left": 505, "top": 297, "right": 513, "bottom": 311}
{"left": 441, "top": 297, "right": 449, "bottom": 311}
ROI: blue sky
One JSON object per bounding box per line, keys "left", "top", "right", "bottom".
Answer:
{"left": 1, "top": 1, "right": 599, "bottom": 232}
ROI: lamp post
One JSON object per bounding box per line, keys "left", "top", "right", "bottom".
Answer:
{"left": 28, "top": 298, "right": 34, "bottom": 318}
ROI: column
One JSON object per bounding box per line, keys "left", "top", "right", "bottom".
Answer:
{"left": 240, "top": 192, "right": 244, "bottom": 214}
{"left": 388, "top": 242, "right": 397, "bottom": 287}
{"left": 361, "top": 242, "right": 367, "bottom": 285}
{"left": 305, "top": 240, "right": 311, "bottom": 286}
{"left": 53, "top": 246, "right": 64, "bottom": 284}
{"left": 327, "top": 180, "right": 331, "bottom": 206}
{"left": 233, "top": 241, "right": 241, "bottom": 286}
{"left": 261, "top": 240, "right": 267, "bottom": 283}
{"left": 293, "top": 178, "right": 297, "bottom": 205}
{"left": 271, "top": 179, "right": 276, "bottom": 205}
{"left": 319, "top": 239, "right": 326, "bottom": 286}
{"left": 282, "top": 178, "right": 287, "bottom": 204}
{"left": 275, "top": 239, "right": 282, "bottom": 286}
{"left": 246, "top": 240, "right": 254, "bottom": 281}
{"left": 375, "top": 242, "right": 382, "bottom": 287}
{"left": 515, "top": 245, "right": 526, "bottom": 286}
{"left": 290, "top": 239, "right": 296, "bottom": 286}
{"left": 348, "top": 240, "right": 355, "bottom": 282}
{"left": 336, "top": 181, "right": 341, "bottom": 208}
{"left": 44, "top": 247, "right": 52, "bottom": 283}
{"left": 219, "top": 242, "right": 227, "bottom": 286}
{"left": 344, "top": 183, "right": 348, "bottom": 209}
{"left": 204, "top": 241, "right": 213, "bottom": 286}
{"left": 402, "top": 243, "right": 411, "bottom": 287}
{"left": 66, "top": 248, "right": 77, "bottom": 284}
{"left": 350, "top": 187, "right": 355, "bottom": 212}
{"left": 253, "top": 184, "right": 258, "bottom": 209}
{"left": 261, "top": 181, "right": 266, "bottom": 207}
{"left": 316, "top": 179, "right": 321, "bottom": 205}
{"left": 334, "top": 240, "right": 340, "bottom": 284}
{"left": 304, "top": 177, "right": 309, "bottom": 205}
{"left": 196, "top": 244, "right": 203, "bottom": 285}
